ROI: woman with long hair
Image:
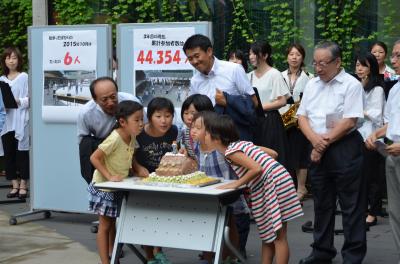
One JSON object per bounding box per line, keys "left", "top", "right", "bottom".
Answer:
{"left": 248, "top": 40, "right": 291, "bottom": 171}
{"left": 355, "top": 52, "right": 386, "bottom": 226}
{"left": 0, "top": 47, "right": 30, "bottom": 200}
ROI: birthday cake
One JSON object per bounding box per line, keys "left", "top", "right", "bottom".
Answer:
{"left": 155, "top": 153, "right": 197, "bottom": 176}
{"left": 141, "top": 153, "right": 220, "bottom": 187}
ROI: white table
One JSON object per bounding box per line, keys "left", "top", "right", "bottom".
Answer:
{"left": 96, "top": 177, "right": 245, "bottom": 264}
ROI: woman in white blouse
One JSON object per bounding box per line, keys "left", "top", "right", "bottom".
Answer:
{"left": 282, "top": 43, "right": 313, "bottom": 201}
{"left": 248, "top": 40, "right": 291, "bottom": 170}
{"left": 0, "top": 47, "right": 29, "bottom": 199}
{"left": 355, "top": 52, "right": 386, "bottom": 227}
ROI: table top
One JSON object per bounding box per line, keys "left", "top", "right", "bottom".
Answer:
{"left": 95, "top": 177, "right": 240, "bottom": 196}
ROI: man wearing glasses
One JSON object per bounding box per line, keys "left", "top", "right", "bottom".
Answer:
{"left": 297, "top": 41, "right": 366, "bottom": 264}
{"left": 77, "top": 76, "right": 141, "bottom": 184}
{"left": 366, "top": 40, "right": 400, "bottom": 263}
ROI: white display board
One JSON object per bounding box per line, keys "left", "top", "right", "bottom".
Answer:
{"left": 42, "top": 30, "right": 98, "bottom": 122}
{"left": 29, "top": 25, "right": 111, "bottom": 213}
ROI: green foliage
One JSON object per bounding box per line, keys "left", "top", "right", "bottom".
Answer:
{"left": 378, "top": 0, "right": 400, "bottom": 50}
{"left": 53, "top": 0, "right": 93, "bottom": 25}
{"left": 314, "top": 0, "right": 375, "bottom": 68}
{"left": 0, "top": 0, "right": 32, "bottom": 70}
{"left": 224, "top": 0, "right": 258, "bottom": 58}
{"left": 80, "top": 1, "right": 210, "bottom": 43}
{"left": 260, "top": 0, "right": 302, "bottom": 69}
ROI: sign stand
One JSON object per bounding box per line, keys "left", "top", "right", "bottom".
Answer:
{"left": 9, "top": 24, "right": 111, "bottom": 225}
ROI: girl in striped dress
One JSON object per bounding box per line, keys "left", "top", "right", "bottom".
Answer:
{"left": 202, "top": 111, "right": 303, "bottom": 264}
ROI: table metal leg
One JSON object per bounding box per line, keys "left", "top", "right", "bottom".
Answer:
{"left": 111, "top": 198, "right": 125, "bottom": 264}
{"left": 126, "top": 244, "right": 147, "bottom": 263}
{"left": 224, "top": 226, "right": 247, "bottom": 263}
{"left": 111, "top": 197, "right": 147, "bottom": 264}
{"left": 213, "top": 206, "right": 227, "bottom": 264}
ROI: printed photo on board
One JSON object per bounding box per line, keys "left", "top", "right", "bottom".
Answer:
{"left": 135, "top": 70, "right": 192, "bottom": 107}
{"left": 43, "top": 70, "right": 96, "bottom": 106}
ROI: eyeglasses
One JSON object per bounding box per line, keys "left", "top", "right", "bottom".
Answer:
{"left": 390, "top": 53, "right": 400, "bottom": 61}
{"left": 312, "top": 58, "right": 337, "bottom": 68}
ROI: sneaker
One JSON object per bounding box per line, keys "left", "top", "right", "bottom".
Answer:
{"left": 154, "top": 252, "right": 172, "bottom": 264}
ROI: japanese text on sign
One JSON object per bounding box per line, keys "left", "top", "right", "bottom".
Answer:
{"left": 43, "top": 30, "right": 97, "bottom": 71}
{"left": 133, "top": 27, "right": 195, "bottom": 70}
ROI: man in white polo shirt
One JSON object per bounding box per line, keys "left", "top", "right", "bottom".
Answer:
{"left": 297, "top": 41, "right": 366, "bottom": 264}
{"left": 366, "top": 40, "right": 400, "bottom": 263}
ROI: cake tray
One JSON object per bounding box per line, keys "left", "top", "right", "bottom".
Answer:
{"left": 133, "top": 177, "right": 221, "bottom": 188}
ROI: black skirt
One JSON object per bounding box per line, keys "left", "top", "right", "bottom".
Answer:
{"left": 287, "top": 126, "right": 311, "bottom": 170}
{"left": 253, "top": 110, "right": 292, "bottom": 173}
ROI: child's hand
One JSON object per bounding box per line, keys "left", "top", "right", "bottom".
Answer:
{"left": 217, "top": 180, "right": 240, "bottom": 190}
{"left": 179, "top": 147, "right": 188, "bottom": 156}
{"left": 135, "top": 166, "right": 150, "bottom": 178}
{"left": 109, "top": 175, "right": 123, "bottom": 182}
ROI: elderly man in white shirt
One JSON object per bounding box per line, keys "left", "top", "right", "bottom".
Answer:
{"left": 77, "top": 76, "right": 141, "bottom": 183}
{"left": 297, "top": 41, "right": 366, "bottom": 264}
{"left": 366, "top": 40, "right": 400, "bottom": 263}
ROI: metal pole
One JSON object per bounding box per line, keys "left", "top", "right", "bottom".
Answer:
{"left": 32, "top": 0, "right": 48, "bottom": 26}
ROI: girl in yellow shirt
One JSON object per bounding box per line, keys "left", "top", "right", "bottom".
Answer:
{"left": 88, "top": 101, "right": 144, "bottom": 264}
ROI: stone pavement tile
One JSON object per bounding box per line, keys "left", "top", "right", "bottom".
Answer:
{"left": 4, "top": 242, "right": 100, "bottom": 264}
{"left": 0, "top": 210, "right": 99, "bottom": 264}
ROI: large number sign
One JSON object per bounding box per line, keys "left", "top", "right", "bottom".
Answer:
{"left": 133, "top": 27, "right": 195, "bottom": 107}
{"left": 133, "top": 27, "right": 194, "bottom": 70}
{"left": 42, "top": 30, "right": 97, "bottom": 122}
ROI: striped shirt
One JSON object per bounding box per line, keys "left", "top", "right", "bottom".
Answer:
{"left": 225, "top": 141, "right": 303, "bottom": 242}
{"left": 194, "top": 142, "right": 250, "bottom": 215}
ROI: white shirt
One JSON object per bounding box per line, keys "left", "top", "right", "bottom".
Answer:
{"left": 358, "top": 86, "right": 385, "bottom": 141}
{"left": 189, "top": 57, "right": 254, "bottom": 105}
{"left": 281, "top": 69, "right": 313, "bottom": 102}
{"left": 248, "top": 68, "right": 290, "bottom": 114}
{"left": 384, "top": 81, "right": 400, "bottom": 142}
{"left": 77, "top": 92, "right": 140, "bottom": 143}
{"left": 0, "top": 72, "right": 29, "bottom": 150}
{"left": 297, "top": 69, "right": 364, "bottom": 134}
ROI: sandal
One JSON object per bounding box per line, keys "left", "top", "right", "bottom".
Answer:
{"left": 18, "top": 188, "right": 28, "bottom": 199}
{"left": 7, "top": 188, "right": 19, "bottom": 198}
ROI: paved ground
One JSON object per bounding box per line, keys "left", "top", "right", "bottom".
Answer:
{"left": 0, "top": 184, "right": 398, "bottom": 264}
